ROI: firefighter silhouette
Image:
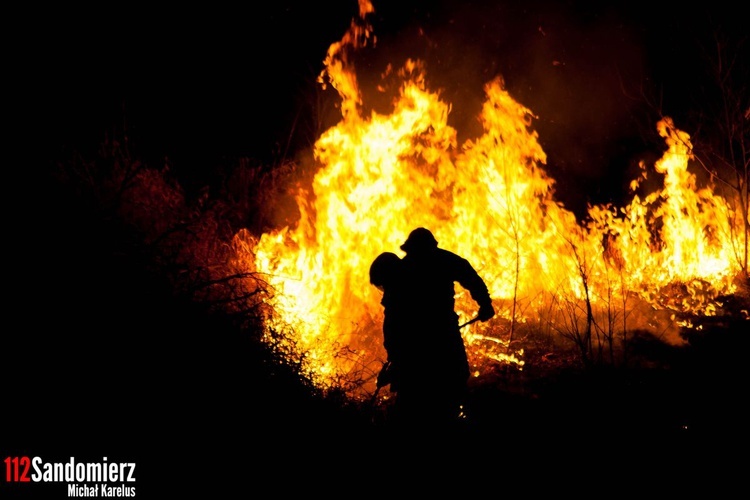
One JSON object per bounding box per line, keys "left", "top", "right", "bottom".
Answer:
{"left": 370, "top": 227, "right": 495, "bottom": 427}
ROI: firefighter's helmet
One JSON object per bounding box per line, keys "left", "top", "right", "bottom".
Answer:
{"left": 400, "top": 227, "right": 438, "bottom": 253}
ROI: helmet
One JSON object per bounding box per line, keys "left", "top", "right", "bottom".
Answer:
{"left": 400, "top": 227, "right": 438, "bottom": 253}
{"left": 369, "top": 252, "right": 401, "bottom": 287}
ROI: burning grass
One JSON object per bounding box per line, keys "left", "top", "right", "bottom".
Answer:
{"left": 40, "top": 0, "right": 748, "bottom": 439}
{"left": 48, "top": 115, "right": 749, "bottom": 420}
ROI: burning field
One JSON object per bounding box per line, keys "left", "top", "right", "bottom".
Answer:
{"left": 222, "top": 1, "right": 749, "bottom": 402}
{"left": 19, "top": 0, "right": 748, "bottom": 457}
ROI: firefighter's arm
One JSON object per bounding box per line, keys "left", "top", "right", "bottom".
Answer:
{"left": 456, "top": 257, "right": 495, "bottom": 321}
{"left": 477, "top": 300, "right": 495, "bottom": 321}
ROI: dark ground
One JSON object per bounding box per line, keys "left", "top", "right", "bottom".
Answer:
{"left": 4, "top": 168, "right": 747, "bottom": 497}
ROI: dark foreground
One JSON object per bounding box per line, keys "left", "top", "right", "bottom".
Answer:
{"left": 5, "top": 178, "right": 747, "bottom": 497}
{"left": 6, "top": 250, "right": 746, "bottom": 496}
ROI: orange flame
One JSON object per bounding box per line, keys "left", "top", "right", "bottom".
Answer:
{"left": 230, "top": 3, "right": 746, "bottom": 398}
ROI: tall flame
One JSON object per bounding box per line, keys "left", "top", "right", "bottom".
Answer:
{"left": 230, "top": 2, "right": 746, "bottom": 398}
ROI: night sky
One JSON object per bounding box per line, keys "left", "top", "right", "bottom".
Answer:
{"left": 20, "top": 1, "right": 744, "bottom": 211}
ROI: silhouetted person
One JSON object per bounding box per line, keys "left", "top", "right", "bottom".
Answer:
{"left": 370, "top": 227, "right": 495, "bottom": 429}
{"left": 369, "top": 251, "right": 407, "bottom": 386}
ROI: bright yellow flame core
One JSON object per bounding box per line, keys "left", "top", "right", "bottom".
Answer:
{"left": 230, "top": 11, "right": 745, "bottom": 398}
